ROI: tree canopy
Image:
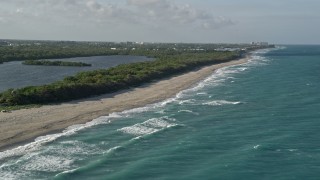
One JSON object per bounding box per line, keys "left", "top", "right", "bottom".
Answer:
{"left": 23, "top": 60, "right": 91, "bottom": 67}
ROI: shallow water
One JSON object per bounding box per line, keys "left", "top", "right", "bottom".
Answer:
{"left": 0, "top": 55, "right": 151, "bottom": 92}
{"left": 1, "top": 45, "right": 320, "bottom": 179}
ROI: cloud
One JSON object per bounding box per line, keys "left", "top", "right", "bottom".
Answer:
{"left": 0, "top": 17, "right": 7, "bottom": 23}
{"left": 0, "top": 0, "right": 234, "bottom": 30}
{"left": 126, "top": 0, "right": 234, "bottom": 29}
{"left": 127, "top": 0, "right": 169, "bottom": 7}
{"left": 202, "top": 16, "right": 235, "bottom": 29}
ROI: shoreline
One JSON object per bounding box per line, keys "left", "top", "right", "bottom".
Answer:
{"left": 0, "top": 56, "right": 250, "bottom": 152}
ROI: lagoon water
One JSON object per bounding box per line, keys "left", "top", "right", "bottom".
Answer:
{"left": 0, "top": 55, "right": 151, "bottom": 92}
{"left": 1, "top": 45, "right": 320, "bottom": 179}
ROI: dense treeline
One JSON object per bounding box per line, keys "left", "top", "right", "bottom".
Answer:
{"left": 0, "top": 45, "right": 125, "bottom": 64}
{"left": 23, "top": 60, "right": 92, "bottom": 67}
{"left": 0, "top": 40, "right": 274, "bottom": 64}
{"left": 0, "top": 51, "right": 240, "bottom": 106}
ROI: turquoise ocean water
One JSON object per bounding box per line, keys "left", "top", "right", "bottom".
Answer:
{"left": 1, "top": 45, "right": 320, "bottom": 179}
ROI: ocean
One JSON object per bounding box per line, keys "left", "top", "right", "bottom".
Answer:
{"left": 1, "top": 45, "right": 320, "bottom": 179}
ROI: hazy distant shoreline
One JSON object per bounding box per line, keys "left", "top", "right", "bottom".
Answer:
{"left": 0, "top": 56, "right": 250, "bottom": 152}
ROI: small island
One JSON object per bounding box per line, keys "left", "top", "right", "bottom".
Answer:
{"left": 22, "top": 60, "right": 92, "bottom": 67}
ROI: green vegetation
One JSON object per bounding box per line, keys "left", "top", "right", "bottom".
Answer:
{"left": 0, "top": 41, "right": 124, "bottom": 64}
{"left": 0, "top": 39, "right": 274, "bottom": 64}
{"left": 0, "top": 40, "right": 274, "bottom": 107}
{"left": 0, "top": 51, "right": 240, "bottom": 106}
{"left": 23, "top": 60, "right": 92, "bottom": 67}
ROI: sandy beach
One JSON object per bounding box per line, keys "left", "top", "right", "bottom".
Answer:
{"left": 0, "top": 57, "right": 249, "bottom": 151}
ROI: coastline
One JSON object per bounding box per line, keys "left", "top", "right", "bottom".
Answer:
{"left": 0, "top": 56, "right": 250, "bottom": 152}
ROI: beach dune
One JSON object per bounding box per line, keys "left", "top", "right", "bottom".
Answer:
{"left": 0, "top": 57, "right": 249, "bottom": 151}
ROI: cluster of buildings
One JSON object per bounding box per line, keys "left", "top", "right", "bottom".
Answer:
{"left": 251, "top": 42, "right": 269, "bottom": 46}
{"left": 0, "top": 40, "right": 11, "bottom": 46}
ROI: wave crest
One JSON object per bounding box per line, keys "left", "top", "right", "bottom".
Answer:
{"left": 202, "top": 100, "right": 241, "bottom": 106}
{"left": 117, "top": 116, "right": 179, "bottom": 136}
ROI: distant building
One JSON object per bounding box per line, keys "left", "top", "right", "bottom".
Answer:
{"left": 126, "top": 41, "right": 134, "bottom": 46}
{"left": 0, "top": 40, "right": 9, "bottom": 46}
{"left": 214, "top": 48, "right": 240, "bottom": 52}
{"left": 251, "top": 42, "right": 269, "bottom": 46}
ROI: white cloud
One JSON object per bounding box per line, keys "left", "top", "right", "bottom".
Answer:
{"left": 201, "top": 17, "right": 235, "bottom": 29}
{"left": 0, "top": 17, "right": 7, "bottom": 23}
{"left": 86, "top": 0, "right": 104, "bottom": 13}
{"left": 126, "top": 0, "right": 234, "bottom": 29}
{"left": 1, "top": 0, "right": 320, "bottom": 44}
{"left": 0, "top": 0, "right": 234, "bottom": 30}
{"left": 127, "top": 0, "right": 169, "bottom": 7}
{"left": 0, "top": 0, "right": 238, "bottom": 42}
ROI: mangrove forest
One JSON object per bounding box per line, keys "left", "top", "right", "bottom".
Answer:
{"left": 23, "top": 60, "right": 92, "bottom": 67}
{"left": 0, "top": 40, "right": 274, "bottom": 107}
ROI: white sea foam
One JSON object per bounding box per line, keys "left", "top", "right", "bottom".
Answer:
{"left": 239, "top": 67, "right": 247, "bottom": 71}
{"left": 143, "top": 118, "right": 174, "bottom": 128}
{"left": 253, "top": 145, "right": 260, "bottom": 149}
{"left": 155, "top": 109, "right": 166, "bottom": 114}
{"left": 196, "top": 92, "right": 208, "bottom": 95}
{"left": 247, "top": 55, "right": 269, "bottom": 65}
{"left": 118, "top": 116, "right": 178, "bottom": 136}
{"left": 0, "top": 134, "right": 61, "bottom": 160}
{"left": 55, "top": 168, "right": 79, "bottom": 177}
{"left": 276, "top": 46, "right": 287, "bottom": 50}
{"left": 173, "top": 56, "right": 258, "bottom": 98}
{"left": 0, "top": 99, "right": 180, "bottom": 160}
{"left": 0, "top": 116, "right": 115, "bottom": 160}
{"left": 0, "top": 139, "right": 107, "bottom": 179}
{"left": 183, "top": 61, "right": 254, "bottom": 94}
{"left": 118, "top": 124, "right": 158, "bottom": 136}
{"left": 22, "top": 155, "right": 74, "bottom": 172}
{"left": 178, "top": 110, "right": 199, "bottom": 115}
{"left": 52, "top": 140, "right": 103, "bottom": 156}
{"left": 253, "top": 47, "right": 276, "bottom": 54}
{"left": 0, "top": 48, "right": 272, "bottom": 166}
{"left": 120, "top": 97, "right": 177, "bottom": 116}
{"left": 227, "top": 77, "right": 236, "bottom": 79}
{"left": 104, "top": 146, "right": 122, "bottom": 154}
{"left": 121, "top": 106, "right": 153, "bottom": 115}
{"left": 0, "top": 170, "right": 30, "bottom": 180}
{"left": 0, "top": 48, "right": 276, "bottom": 180}
{"left": 0, "top": 155, "right": 74, "bottom": 179}
{"left": 203, "top": 100, "right": 241, "bottom": 106}
{"left": 178, "top": 99, "right": 196, "bottom": 105}
{"left": 288, "top": 149, "right": 298, "bottom": 152}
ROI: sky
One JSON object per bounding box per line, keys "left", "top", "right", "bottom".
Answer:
{"left": 0, "top": 0, "right": 319, "bottom": 44}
